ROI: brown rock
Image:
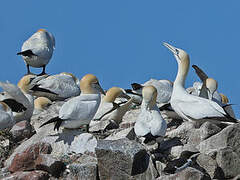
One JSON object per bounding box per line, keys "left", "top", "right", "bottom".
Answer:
{"left": 3, "top": 170, "right": 49, "bottom": 180}
{"left": 8, "top": 142, "right": 52, "bottom": 173}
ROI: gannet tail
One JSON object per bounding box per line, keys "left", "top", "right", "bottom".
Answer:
{"left": 17, "top": 50, "right": 36, "bottom": 57}
{"left": 39, "top": 116, "right": 63, "bottom": 131}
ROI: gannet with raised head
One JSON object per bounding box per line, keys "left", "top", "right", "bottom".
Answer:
{"left": 0, "top": 75, "right": 34, "bottom": 122}
{"left": 134, "top": 85, "right": 167, "bottom": 143}
{"left": 93, "top": 87, "right": 132, "bottom": 124}
{"left": 17, "top": 29, "right": 55, "bottom": 75}
{"left": 40, "top": 74, "right": 105, "bottom": 131}
{"left": 0, "top": 101, "right": 15, "bottom": 130}
{"left": 163, "top": 42, "right": 237, "bottom": 124}
{"left": 29, "top": 72, "right": 80, "bottom": 100}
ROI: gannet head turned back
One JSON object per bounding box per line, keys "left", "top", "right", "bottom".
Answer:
{"left": 163, "top": 42, "right": 190, "bottom": 86}
{"left": 142, "top": 85, "right": 157, "bottom": 110}
{"left": 34, "top": 97, "right": 52, "bottom": 110}
{"left": 17, "top": 74, "right": 36, "bottom": 93}
{"left": 80, "top": 74, "right": 105, "bottom": 95}
{"left": 205, "top": 78, "right": 218, "bottom": 100}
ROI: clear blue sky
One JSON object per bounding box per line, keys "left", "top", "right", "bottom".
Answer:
{"left": 0, "top": 1, "right": 239, "bottom": 118}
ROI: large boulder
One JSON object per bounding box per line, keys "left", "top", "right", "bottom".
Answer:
{"left": 3, "top": 170, "right": 49, "bottom": 180}
{"left": 96, "top": 138, "right": 158, "bottom": 179}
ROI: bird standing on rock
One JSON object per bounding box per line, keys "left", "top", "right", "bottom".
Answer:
{"left": 40, "top": 74, "right": 105, "bottom": 132}
{"left": 17, "top": 29, "right": 55, "bottom": 75}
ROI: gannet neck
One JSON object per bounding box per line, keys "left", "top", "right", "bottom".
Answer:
{"left": 142, "top": 85, "right": 157, "bottom": 110}
{"left": 174, "top": 54, "right": 190, "bottom": 87}
{"left": 104, "top": 87, "right": 122, "bottom": 103}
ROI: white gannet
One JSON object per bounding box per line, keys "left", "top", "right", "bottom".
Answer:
{"left": 93, "top": 87, "right": 133, "bottom": 124}
{"left": 130, "top": 79, "right": 173, "bottom": 107}
{"left": 0, "top": 75, "right": 34, "bottom": 123}
{"left": 0, "top": 101, "right": 15, "bottom": 130}
{"left": 134, "top": 85, "right": 167, "bottom": 143}
{"left": 163, "top": 42, "right": 237, "bottom": 124}
{"left": 40, "top": 74, "right": 105, "bottom": 131}
{"left": 29, "top": 72, "right": 80, "bottom": 100}
{"left": 17, "top": 29, "right": 55, "bottom": 75}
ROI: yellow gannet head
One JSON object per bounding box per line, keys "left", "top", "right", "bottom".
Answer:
{"left": 34, "top": 97, "right": 52, "bottom": 110}
{"left": 206, "top": 78, "right": 218, "bottom": 94}
{"left": 142, "top": 85, "right": 157, "bottom": 110}
{"left": 220, "top": 93, "right": 229, "bottom": 104}
{"left": 37, "top": 29, "right": 46, "bottom": 33}
{"left": 17, "top": 75, "right": 36, "bottom": 93}
{"left": 104, "top": 87, "right": 130, "bottom": 103}
{"left": 80, "top": 74, "right": 105, "bottom": 95}
{"left": 0, "top": 101, "right": 11, "bottom": 112}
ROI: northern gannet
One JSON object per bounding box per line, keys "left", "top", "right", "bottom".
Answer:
{"left": 0, "top": 75, "right": 34, "bottom": 122}
{"left": 163, "top": 42, "right": 237, "bottom": 124}
{"left": 0, "top": 101, "right": 15, "bottom": 130}
{"left": 29, "top": 72, "right": 80, "bottom": 100}
{"left": 17, "top": 29, "right": 55, "bottom": 75}
{"left": 93, "top": 87, "right": 132, "bottom": 124}
{"left": 34, "top": 97, "right": 52, "bottom": 111}
{"left": 40, "top": 74, "right": 105, "bottom": 131}
{"left": 134, "top": 85, "right": 167, "bottom": 143}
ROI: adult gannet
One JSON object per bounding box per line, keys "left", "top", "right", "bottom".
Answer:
{"left": 130, "top": 79, "right": 173, "bottom": 107}
{"left": 17, "top": 29, "right": 55, "bottom": 75}
{"left": 34, "top": 97, "right": 52, "bottom": 111}
{"left": 0, "top": 101, "right": 15, "bottom": 130}
{"left": 93, "top": 87, "right": 132, "bottom": 124}
{"left": 134, "top": 85, "right": 167, "bottom": 143}
{"left": 0, "top": 75, "right": 34, "bottom": 122}
{"left": 29, "top": 72, "right": 80, "bottom": 100}
{"left": 163, "top": 42, "right": 237, "bottom": 124}
{"left": 40, "top": 74, "right": 105, "bottom": 131}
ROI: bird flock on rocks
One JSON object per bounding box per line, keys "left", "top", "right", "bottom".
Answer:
{"left": 0, "top": 29, "right": 238, "bottom": 151}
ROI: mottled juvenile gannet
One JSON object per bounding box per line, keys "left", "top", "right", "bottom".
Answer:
{"left": 29, "top": 72, "right": 80, "bottom": 100}
{"left": 93, "top": 87, "right": 132, "bottom": 124}
{"left": 0, "top": 75, "right": 34, "bottom": 122}
{"left": 134, "top": 85, "right": 167, "bottom": 143}
{"left": 163, "top": 42, "right": 237, "bottom": 124}
{"left": 17, "top": 29, "right": 55, "bottom": 75}
{"left": 40, "top": 74, "right": 105, "bottom": 131}
{"left": 0, "top": 101, "right": 15, "bottom": 130}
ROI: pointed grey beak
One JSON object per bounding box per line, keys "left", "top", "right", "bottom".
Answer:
{"left": 96, "top": 82, "right": 106, "bottom": 95}
{"left": 163, "top": 42, "right": 178, "bottom": 55}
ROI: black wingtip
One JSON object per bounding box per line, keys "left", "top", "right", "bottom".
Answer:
{"left": 39, "top": 116, "right": 62, "bottom": 130}
{"left": 131, "top": 83, "right": 143, "bottom": 90}
{"left": 17, "top": 50, "right": 36, "bottom": 57}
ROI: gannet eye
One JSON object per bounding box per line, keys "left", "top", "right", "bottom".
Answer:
{"left": 175, "top": 49, "right": 179, "bottom": 55}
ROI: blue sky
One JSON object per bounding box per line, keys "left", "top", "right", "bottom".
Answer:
{"left": 0, "top": 1, "right": 239, "bottom": 117}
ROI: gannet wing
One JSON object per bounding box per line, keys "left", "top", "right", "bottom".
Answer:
{"left": 192, "top": 65, "right": 208, "bottom": 82}
{"left": 0, "top": 82, "right": 29, "bottom": 107}
{"left": 93, "top": 101, "right": 114, "bottom": 120}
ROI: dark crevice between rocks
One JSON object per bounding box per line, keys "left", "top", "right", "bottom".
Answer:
{"left": 96, "top": 165, "right": 100, "bottom": 180}
{"left": 131, "top": 150, "right": 149, "bottom": 176}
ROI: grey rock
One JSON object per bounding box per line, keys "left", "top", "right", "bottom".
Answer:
{"left": 170, "top": 144, "right": 199, "bottom": 158}
{"left": 216, "top": 147, "right": 240, "bottom": 178}
{"left": 105, "top": 127, "right": 136, "bottom": 141}
{"left": 35, "top": 154, "right": 66, "bottom": 178}
{"left": 96, "top": 138, "right": 157, "bottom": 179}
{"left": 3, "top": 170, "right": 49, "bottom": 180}
{"left": 199, "top": 122, "right": 221, "bottom": 141}
{"left": 198, "top": 123, "right": 240, "bottom": 154}
{"left": 157, "top": 167, "right": 211, "bottom": 180}
{"left": 89, "top": 119, "right": 118, "bottom": 132}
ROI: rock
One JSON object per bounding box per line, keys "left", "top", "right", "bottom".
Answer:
{"left": 199, "top": 122, "right": 221, "bottom": 141}
{"left": 66, "top": 154, "right": 98, "bottom": 180}
{"left": 35, "top": 154, "right": 66, "bottom": 178}
{"left": 159, "top": 137, "right": 183, "bottom": 152}
{"left": 5, "top": 124, "right": 97, "bottom": 168}
{"left": 8, "top": 142, "right": 52, "bottom": 173}
{"left": 96, "top": 138, "right": 157, "bottom": 179}
{"left": 216, "top": 147, "right": 240, "bottom": 178}
{"left": 3, "top": 170, "right": 49, "bottom": 180}
{"left": 105, "top": 127, "right": 136, "bottom": 140}
{"left": 89, "top": 119, "right": 118, "bottom": 132}
{"left": 233, "top": 174, "right": 240, "bottom": 180}
{"left": 10, "top": 120, "right": 36, "bottom": 142}
{"left": 170, "top": 144, "right": 199, "bottom": 158}
{"left": 157, "top": 167, "right": 211, "bottom": 180}
{"left": 196, "top": 153, "right": 223, "bottom": 179}
{"left": 198, "top": 123, "right": 240, "bottom": 154}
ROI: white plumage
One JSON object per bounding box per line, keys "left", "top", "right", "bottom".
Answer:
{"left": 0, "top": 102, "right": 15, "bottom": 130}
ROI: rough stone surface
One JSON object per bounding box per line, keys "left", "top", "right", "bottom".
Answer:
{"left": 8, "top": 142, "right": 52, "bottom": 173}
{"left": 199, "top": 122, "right": 221, "bottom": 141}
{"left": 157, "top": 167, "right": 211, "bottom": 180}
{"left": 89, "top": 119, "right": 118, "bottom": 132}
{"left": 66, "top": 154, "right": 98, "bottom": 180}
{"left": 10, "top": 120, "right": 36, "bottom": 142}
{"left": 196, "top": 153, "right": 223, "bottom": 179}
{"left": 96, "top": 138, "right": 157, "bottom": 179}
{"left": 35, "top": 154, "right": 66, "bottom": 178}
{"left": 3, "top": 170, "right": 49, "bottom": 180}
{"left": 105, "top": 127, "right": 136, "bottom": 141}
{"left": 170, "top": 144, "right": 199, "bottom": 158}
{"left": 216, "top": 147, "right": 240, "bottom": 178}
{"left": 198, "top": 123, "right": 240, "bottom": 154}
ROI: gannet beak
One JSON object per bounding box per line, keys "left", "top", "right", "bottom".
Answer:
{"left": 121, "top": 89, "right": 131, "bottom": 100}
{"left": 163, "top": 42, "right": 178, "bottom": 55}
{"left": 96, "top": 82, "right": 106, "bottom": 95}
